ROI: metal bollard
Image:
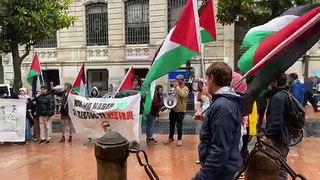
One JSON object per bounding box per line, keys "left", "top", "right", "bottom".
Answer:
{"left": 245, "top": 151, "right": 281, "bottom": 180}
{"left": 94, "top": 129, "right": 130, "bottom": 180}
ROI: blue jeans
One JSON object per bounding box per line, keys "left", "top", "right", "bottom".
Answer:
{"left": 146, "top": 114, "right": 156, "bottom": 138}
{"left": 25, "top": 118, "right": 33, "bottom": 141}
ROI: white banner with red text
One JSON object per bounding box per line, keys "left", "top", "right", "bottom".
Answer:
{"left": 0, "top": 99, "right": 26, "bottom": 142}
{"left": 68, "top": 93, "right": 141, "bottom": 142}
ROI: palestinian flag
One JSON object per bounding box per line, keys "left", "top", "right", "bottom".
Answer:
{"left": 27, "top": 54, "right": 42, "bottom": 86}
{"left": 143, "top": 45, "right": 162, "bottom": 116}
{"left": 116, "top": 66, "right": 135, "bottom": 93}
{"left": 238, "top": 4, "right": 319, "bottom": 73}
{"left": 72, "top": 63, "right": 86, "bottom": 96}
{"left": 142, "top": 0, "right": 201, "bottom": 115}
{"left": 238, "top": 4, "right": 320, "bottom": 115}
{"left": 199, "top": 0, "right": 217, "bottom": 43}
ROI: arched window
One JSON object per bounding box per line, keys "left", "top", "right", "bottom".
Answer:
{"left": 86, "top": 3, "right": 108, "bottom": 46}
{"left": 167, "top": 0, "right": 186, "bottom": 32}
{"left": 125, "top": 0, "right": 149, "bottom": 44}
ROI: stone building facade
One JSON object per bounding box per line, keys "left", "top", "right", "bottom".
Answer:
{"left": 1, "top": 0, "right": 319, "bottom": 95}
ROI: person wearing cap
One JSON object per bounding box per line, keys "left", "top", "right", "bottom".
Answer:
{"left": 36, "top": 85, "right": 55, "bottom": 144}
{"left": 164, "top": 74, "right": 189, "bottom": 146}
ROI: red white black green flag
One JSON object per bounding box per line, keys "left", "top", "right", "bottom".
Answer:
{"left": 238, "top": 4, "right": 320, "bottom": 114}
{"left": 72, "top": 63, "right": 86, "bottom": 96}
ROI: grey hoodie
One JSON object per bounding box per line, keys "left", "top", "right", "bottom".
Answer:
{"left": 90, "top": 86, "right": 100, "bottom": 98}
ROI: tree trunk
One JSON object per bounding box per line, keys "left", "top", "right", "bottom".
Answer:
{"left": 11, "top": 43, "right": 23, "bottom": 92}
{"left": 269, "top": 0, "right": 280, "bottom": 18}
{"left": 0, "top": 54, "right": 4, "bottom": 84}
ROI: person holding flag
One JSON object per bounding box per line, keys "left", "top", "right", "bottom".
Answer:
{"left": 141, "top": 0, "right": 201, "bottom": 126}
{"left": 27, "top": 53, "right": 44, "bottom": 142}
{"left": 263, "top": 74, "right": 291, "bottom": 180}
{"left": 53, "top": 83, "right": 75, "bottom": 143}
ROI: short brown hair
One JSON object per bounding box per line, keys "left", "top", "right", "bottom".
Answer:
{"left": 289, "top": 73, "right": 298, "bottom": 80}
{"left": 41, "top": 85, "right": 48, "bottom": 90}
{"left": 64, "top": 83, "right": 72, "bottom": 89}
{"left": 205, "top": 62, "right": 233, "bottom": 87}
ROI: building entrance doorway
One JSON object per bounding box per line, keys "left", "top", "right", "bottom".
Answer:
{"left": 42, "top": 70, "right": 60, "bottom": 86}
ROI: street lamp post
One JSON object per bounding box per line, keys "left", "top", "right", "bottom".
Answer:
{"left": 185, "top": 60, "right": 195, "bottom": 111}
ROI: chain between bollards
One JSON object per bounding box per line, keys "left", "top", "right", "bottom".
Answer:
{"left": 128, "top": 143, "right": 159, "bottom": 180}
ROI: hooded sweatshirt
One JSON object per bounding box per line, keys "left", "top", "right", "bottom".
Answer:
{"left": 90, "top": 86, "right": 100, "bottom": 98}
{"left": 196, "top": 87, "right": 244, "bottom": 180}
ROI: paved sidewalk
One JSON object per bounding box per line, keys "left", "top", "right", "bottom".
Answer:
{"left": 0, "top": 135, "right": 318, "bottom": 179}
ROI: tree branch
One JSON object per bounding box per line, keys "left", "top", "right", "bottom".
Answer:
{"left": 20, "top": 44, "right": 31, "bottom": 60}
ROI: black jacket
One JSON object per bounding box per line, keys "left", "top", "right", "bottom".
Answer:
{"left": 36, "top": 93, "right": 55, "bottom": 117}
{"left": 265, "top": 86, "right": 291, "bottom": 145}
{"left": 31, "top": 97, "right": 38, "bottom": 119}
{"left": 10, "top": 89, "right": 19, "bottom": 99}
{"left": 26, "top": 98, "right": 33, "bottom": 120}
{"left": 196, "top": 92, "right": 244, "bottom": 180}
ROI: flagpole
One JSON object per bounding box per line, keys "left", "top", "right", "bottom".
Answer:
{"left": 200, "top": 43, "right": 206, "bottom": 79}
{"left": 233, "top": 12, "right": 320, "bottom": 88}
{"left": 35, "top": 52, "right": 45, "bottom": 86}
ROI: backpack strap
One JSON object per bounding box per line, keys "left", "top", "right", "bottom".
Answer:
{"left": 278, "top": 90, "right": 292, "bottom": 124}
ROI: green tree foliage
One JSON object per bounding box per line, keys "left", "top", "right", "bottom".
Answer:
{"left": 215, "top": 0, "right": 315, "bottom": 27}
{"left": 0, "top": 0, "right": 76, "bottom": 90}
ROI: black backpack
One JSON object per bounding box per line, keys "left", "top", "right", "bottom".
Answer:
{"left": 282, "top": 91, "right": 305, "bottom": 130}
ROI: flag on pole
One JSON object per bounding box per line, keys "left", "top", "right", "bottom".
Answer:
{"left": 199, "top": 0, "right": 217, "bottom": 43}
{"left": 143, "top": 45, "right": 162, "bottom": 116}
{"left": 72, "top": 63, "right": 86, "bottom": 96}
{"left": 142, "top": 0, "right": 201, "bottom": 115}
{"left": 237, "top": 4, "right": 320, "bottom": 115}
{"left": 238, "top": 4, "right": 319, "bottom": 73}
{"left": 36, "top": 75, "right": 41, "bottom": 92}
{"left": 116, "top": 66, "right": 135, "bottom": 93}
{"left": 27, "top": 54, "right": 42, "bottom": 86}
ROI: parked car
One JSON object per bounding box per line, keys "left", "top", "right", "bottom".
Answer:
{"left": 0, "top": 84, "right": 11, "bottom": 98}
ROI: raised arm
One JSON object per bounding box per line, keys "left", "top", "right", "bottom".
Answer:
{"left": 175, "top": 86, "right": 189, "bottom": 98}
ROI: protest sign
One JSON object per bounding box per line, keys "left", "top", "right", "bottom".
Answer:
{"left": 68, "top": 93, "right": 141, "bottom": 141}
{"left": 0, "top": 99, "right": 26, "bottom": 142}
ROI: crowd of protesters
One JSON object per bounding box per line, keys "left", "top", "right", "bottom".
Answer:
{"left": 144, "top": 64, "right": 319, "bottom": 179}
{"left": 0, "top": 83, "right": 104, "bottom": 145}
{"left": 1, "top": 64, "right": 320, "bottom": 179}
{"left": 0, "top": 74, "right": 146, "bottom": 145}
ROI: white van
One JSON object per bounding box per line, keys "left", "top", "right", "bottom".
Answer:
{"left": 0, "top": 84, "right": 11, "bottom": 97}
